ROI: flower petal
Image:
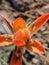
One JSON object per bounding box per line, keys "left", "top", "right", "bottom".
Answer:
{"left": 26, "top": 39, "right": 45, "bottom": 54}
{"left": 13, "top": 39, "right": 25, "bottom": 47}
{"left": 0, "top": 35, "right": 13, "bottom": 46}
{"left": 28, "top": 13, "right": 49, "bottom": 35}
{"left": 13, "top": 17, "right": 26, "bottom": 32}
{"left": 0, "top": 42, "right": 13, "bottom": 46}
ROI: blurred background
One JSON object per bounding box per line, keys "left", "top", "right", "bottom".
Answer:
{"left": 0, "top": 0, "right": 49, "bottom": 65}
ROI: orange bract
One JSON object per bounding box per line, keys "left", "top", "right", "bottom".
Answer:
{"left": 13, "top": 17, "right": 26, "bottom": 32}
{"left": 14, "top": 38, "right": 25, "bottom": 47}
{"left": 28, "top": 13, "right": 49, "bottom": 35}
{"left": 13, "top": 29, "right": 30, "bottom": 46}
{"left": 33, "top": 39, "right": 45, "bottom": 53}
{"left": 26, "top": 39, "right": 45, "bottom": 54}
{"left": 0, "top": 35, "right": 13, "bottom": 46}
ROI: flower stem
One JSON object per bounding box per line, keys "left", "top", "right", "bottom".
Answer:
{"left": 10, "top": 47, "right": 22, "bottom": 65}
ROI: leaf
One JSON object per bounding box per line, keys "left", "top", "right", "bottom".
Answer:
{"left": 13, "top": 17, "right": 26, "bottom": 32}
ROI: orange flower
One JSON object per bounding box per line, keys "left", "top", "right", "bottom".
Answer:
{"left": 13, "top": 29, "right": 31, "bottom": 46}
{"left": 0, "top": 13, "right": 49, "bottom": 54}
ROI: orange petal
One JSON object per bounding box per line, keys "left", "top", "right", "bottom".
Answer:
{"left": 13, "top": 39, "right": 25, "bottom": 47}
{"left": 0, "top": 41, "right": 13, "bottom": 46}
{"left": 28, "top": 46, "right": 44, "bottom": 54}
{"left": 14, "top": 29, "right": 24, "bottom": 40}
{"left": 14, "top": 29, "right": 30, "bottom": 43}
{"left": 26, "top": 39, "right": 45, "bottom": 54}
{"left": 28, "top": 13, "right": 49, "bottom": 35}
{"left": 23, "top": 29, "right": 31, "bottom": 40}
{"left": 13, "top": 17, "right": 26, "bottom": 32}
{"left": 0, "top": 35, "right": 13, "bottom": 46}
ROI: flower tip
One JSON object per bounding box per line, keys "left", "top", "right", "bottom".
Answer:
{"left": 13, "top": 17, "right": 26, "bottom": 32}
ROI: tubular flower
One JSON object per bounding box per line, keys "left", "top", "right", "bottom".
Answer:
{"left": 0, "top": 13, "right": 49, "bottom": 65}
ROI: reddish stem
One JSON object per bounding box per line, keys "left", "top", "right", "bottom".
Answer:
{"left": 10, "top": 47, "right": 22, "bottom": 65}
